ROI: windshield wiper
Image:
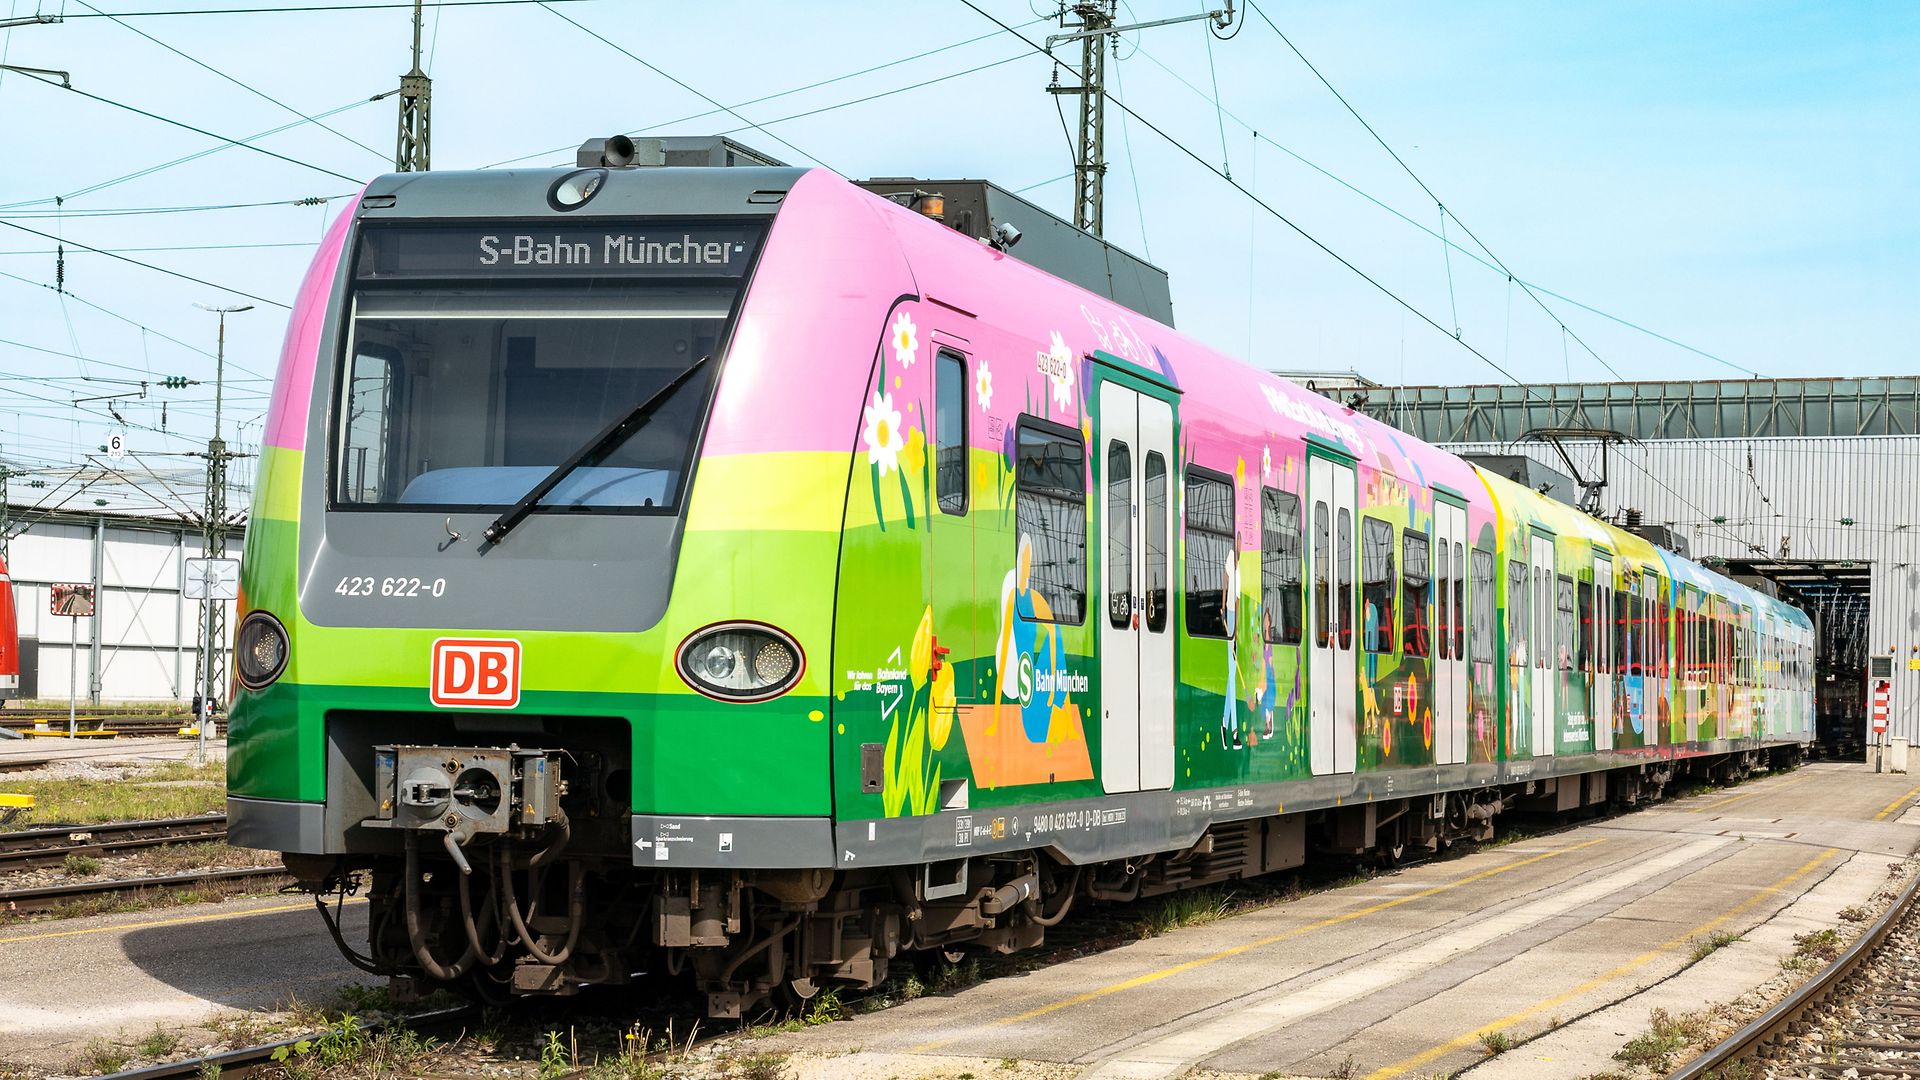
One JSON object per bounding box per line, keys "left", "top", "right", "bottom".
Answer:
{"left": 481, "top": 354, "right": 710, "bottom": 546}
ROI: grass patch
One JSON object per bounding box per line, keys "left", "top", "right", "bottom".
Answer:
{"left": 1478, "top": 1030, "right": 1514, "bottom": 1055}
{"left": 71, "top": 1038, "right": 131, "bottom": 1075}
{"left": 1689, "top": 929, "right": 1742, "bottom": 962}
{"left": 1793, "top": 928, "right": 1843, "bottom": 962}
{"left": 1613, "top": 1008, "right": 1710, "bottom": 1072}
{"left": 1136, "top": 887, "right": 1235, "bottom": 938}
{"left": 0, "top": 759, "right": 226, "bottom": 830}
{"left": 62, "top": 852, "right": 103, "bottom": 876}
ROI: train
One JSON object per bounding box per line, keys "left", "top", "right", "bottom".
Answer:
{"left": 228, "top": 140, "right": 1815, "bottom": 1017}
{"left": 0, "top": 552, "right": 18, "bottom": 702}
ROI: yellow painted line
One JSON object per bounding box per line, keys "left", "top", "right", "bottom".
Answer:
{"left": 907, "top": 836, "right": 1611, "bottom": 1053}
{"left": 0, "top": 896, "right": 361, "bottom": 946}
{"left": 1362, "top": 846, "right": 1839, "bottom": 1080}
{"left": 1873, "top": 785, "right": 1920, "bottom": 821}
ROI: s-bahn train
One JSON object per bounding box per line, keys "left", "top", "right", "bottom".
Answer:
{"left": 0, "top": 552, "right": 18, "bottom": 701}
{"left": 229, "top": 144, "right": 1815, "bottom": 1016}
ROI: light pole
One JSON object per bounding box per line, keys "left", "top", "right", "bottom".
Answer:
{"left": 192, "top": 303, "right": 250, "bottom": 758}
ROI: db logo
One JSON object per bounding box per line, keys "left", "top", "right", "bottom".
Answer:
{"left": 430, "top": 638, "right": 521, "bottom": 709}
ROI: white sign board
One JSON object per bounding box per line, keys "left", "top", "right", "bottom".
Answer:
{"left": 107, "top": 433, "right": 126, "bottom": 459}
{"left": 183, "top": 557, "right": 241, "bottom": 601}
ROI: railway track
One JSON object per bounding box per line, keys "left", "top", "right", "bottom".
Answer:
{"left": 0, "top": 814, "right": 229, "bottom": 871}
{"left": 93, "top": 1006, "right": 477, "bottom": 1080}
{"left": 0, "top": 715, "right": 220, "bottom": 737}
{"left": 1673, "top": 867, "right": 1920, "bottom": 1078}
{"left": 0, "top": 865, "right": 288, "bottom": 915}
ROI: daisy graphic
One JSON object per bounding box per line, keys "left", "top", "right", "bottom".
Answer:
{"left": 1261, "top": 444, "right": 1272, "bottom": 482}
{"left": 891, "top": 311, "right": 919, "bottom": 368}
{"left": 1045, "top": 330, "right": 1075, "bottom": 411}
{"left": 861, "top": 390, "right": 905, "bottom": 475}
{"left": 975, "top": 360, "right": 993, "bottom": 410}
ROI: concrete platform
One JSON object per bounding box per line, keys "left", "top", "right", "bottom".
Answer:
{"left": 0, "top": 894, "right": 366, "bottom": 1069}
{"left": 746, "top": 762, "right": 1920, "bottom": 1080}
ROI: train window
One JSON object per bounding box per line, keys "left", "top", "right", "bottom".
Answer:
{"left": 1436, "top": 541, "right": 1451, "bottom": 660}
{"left": 1400, "top": 529, "right": 1430, "bottom": 658}
{"left": 1443, "top": 538, "right": 1459, "bottom": 657}
{"left": 936, "top": 351, "right": 967, "bottom": 515}
{"left": 337, "top": 287, "right": 734, "bottom": 511}
{"left": 1577, "top": 580, "right": 1594, "bottom": 673}
{"left": 1313, "top": 502, "right": 1331, "bottom": 648}
{"left": 1260, "top": 488, "right": 1303, "bottom": 645}
{"left": 1013, "top": 418, "right": 1087, "bottom": 624}
{"left": 1144, "top": 452, "right": 1168, "bottom": 634}
{"left": 1361, "top": 518, "right": 1395, "bottom": 653}
{"left": 1183, "top": 468, "right": 1235, "bottom": 639}
{"left": 1507, "top": 559, "right": 1529, "bottom": 667}
{"left": 1556, "top": 575, "right": 1576, "bottom": 671}
{"left": 1106, "top": 442, "right": 1132, "bottom": 631}
{"left": 1336, "top": 509, "right": 1354, "bottom": 650}
{"left": 1471, "top": 549, "right": 1494, "bottom": 663}
{"left": 1535, "top": 565, "right": 1551, "bottom": 671}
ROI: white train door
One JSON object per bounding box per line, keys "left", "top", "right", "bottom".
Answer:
{"left": 1593, "top": 553, "right": 1614, "bottom": 752}
{"left": 1098, "top": 379, "right": 1175, "bottom": 794}
{"left": 1434, "top": 500, "right": 1468, "bottom": 766}
{"left": 1309, "top": 453, "right": 1358, "bottom": 775}
{"left": 1531, "top": 533, "right": 1555, "bottom": 758}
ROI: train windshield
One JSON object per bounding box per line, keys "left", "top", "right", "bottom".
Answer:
{"left": 335, "top": 222, "right": 759, "bottom": 513}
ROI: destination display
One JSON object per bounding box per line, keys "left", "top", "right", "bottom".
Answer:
{"left": 356, "top": 223, "right": 764, "bottom": 279}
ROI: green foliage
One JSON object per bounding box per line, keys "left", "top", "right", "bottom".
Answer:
{"left": 1793, "top": 928, "right": 1843, "bottom": 962}
{"left": 806, "top": 989, "right": 846, "bottom": 1025}
{"left": 1689, "top": 930, "right": 1742, "bottom": 962}
{"left": 137, "top": 1025, "right": 182, "bottom": 1057}
{"left": 1612, "top": 1008, "right": 1710, "bottom": 1072}
{"left": 1478, "top": 1030, "right": 1514, "bottom": 1055}
{"left": 63, "top": 852, "right": 103, "bottom": 876}
{"left": 74, "top": 1038, "right": 130, "bottom": 1075}
{"left": 1136, "top": 887, "right": 1235, "bottom": 938}
{"left": 539, "top": 1029, "right": 571, "bottom": 1078}
{"left": 729, "top": 1051, "right": 792, "bottom": 1080}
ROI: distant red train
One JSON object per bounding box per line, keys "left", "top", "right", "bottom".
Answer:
{"left": 0, "top": 553, "right": 18, "bottom": 701}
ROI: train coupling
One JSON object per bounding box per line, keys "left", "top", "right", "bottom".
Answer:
{"left": 365, "top": 745, "right": 567, "bottom": 853}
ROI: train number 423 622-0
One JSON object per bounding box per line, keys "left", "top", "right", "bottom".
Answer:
{"left": 333, "top": 575, "right": 447, "bottom": 598}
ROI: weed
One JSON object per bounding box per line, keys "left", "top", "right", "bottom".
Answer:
{"left": 62, "top": 853, "right": 103, "bottom": 876}
{"left": 931, "top": 955, "right": 984, "bottom": 993}
{"left": 1137, "top": 887, "right": 1234, "bottom": 937}
{"left": 73, "top": 1038, "right": 130, "bottom": 1075}
{"left": 199, "top": 1061, "right": 223, "bottom": 1079}
{"left": 137, "top": 1025, "right": 182, "bottom": 1058}
{"left": 329, "top": 982, "right": 392, "bottom": 1014}
{"left": 1330, "top": 1053, "right": 1358, "bottom": 1078}
{"left": 1705, "top": 1060, "right": 1755, "bottom": 1080}
{"left": 1000, "top": 1057, "right": 1019, "bottom": 1070}
{"left": 1837, "top": 905, "right": 1871, "bottom": 923}
{"left": 1689, "top": 930, "right": 1742, "bottom": 962}
{"left": 730, "top": 1051, "right": 792, "bottom": 1080}
{"left": 1613, "top": 1008, "right": 1710, "bottom": 1072}
{"left": 745, "top": 1017, "right": 805, "bottom": 1039}
{"left": 1793, "top": 928, "right": 1843, "bottom": 963}
{"left": 806, "top": 989, "right": 846, "bottom": 1025}
{"left": 1478, "top": 1030, "right": 1514, "bottom": 1055}
{"left": 538, "top": 1030, "right": 571, "bottom": 1078}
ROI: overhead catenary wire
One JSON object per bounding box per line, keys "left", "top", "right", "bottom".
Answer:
{"left": 0, "top": 219, "right": 289, "bottom": 308}
{"left": 1242, "top": 0, "right": 1640, "bottom": 386}
{"left": 954, "top": 0, "right": 1551, "bottom": 407}
{"left": 75, "top": 0, "right": 390, "bottom": 164}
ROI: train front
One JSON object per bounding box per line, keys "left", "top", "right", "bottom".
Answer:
{"left": 228, "top": 154, "right": 909, "bottom": 1004}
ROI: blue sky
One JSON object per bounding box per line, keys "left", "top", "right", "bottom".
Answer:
{"left": 0, "top": 0, "right": 1913, "bottom": 512}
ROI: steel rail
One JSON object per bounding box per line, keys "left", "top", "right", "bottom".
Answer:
{"left": 1667, "top": 865, "right": 1920, "bottom": 1079}
{"left": 0, "top": 865, "right": 287, "bottom": 914}
{"left": 0, "top": 814, "right": 229, "bottom": 870}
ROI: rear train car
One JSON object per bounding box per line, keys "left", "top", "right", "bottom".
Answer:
{"left": 229, "top": 153, "right": 1813, "bottom": 1016}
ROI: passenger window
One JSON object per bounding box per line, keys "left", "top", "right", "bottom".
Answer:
{"left": 1183, "top": 468, "right": 1235, "bottom": 638}
{"left": 1013, "top": 419, "right": 1086, "bottom": 624}
{"left": 1507, "top": 558, "right": 1529, "bottom": 666}
{"left": 1361, "top": 517, "right": 1395, "bottom": 653}
{"left": 1577, "top": 580, "right": 1593, "bottom": 672}
{"left": 1106, "top": 442, "right": 1132, "bottom": 630}
{"left": 935, "top": 351, "right": 967, "bottom": 515}
{"left": 1260, "top": 488, "right": 1303, "bottom": 645}
{"left": 1471, "top": 548, "right": 1494, "bottom": 663}
{"left": 1336, "top": 508, "right": 1353, "bottom": 650}
{"left": 1436, "top": 541, "right": 1451, "bottom": 660}
{"left": 1313, "top": 503, "right": 1331, "bottom": 648}
{"left": 1452, "top": 541, "right": 1465, "bottom": 660}
{"left": 1557, "top": 575, "right": 1576, "bottom": 671}
{"left": 1144, "top": 452, "right": 1168, "bottom": 634}
{"left": 1400, "top": 529, "right": 1430, "bottom": 658}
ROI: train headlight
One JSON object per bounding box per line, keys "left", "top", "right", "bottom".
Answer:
{"left": 234, "top": 611, "right": 289, "bottom": 690}
{"left": 676, "top": 622, "right": 803, "bottom": 702}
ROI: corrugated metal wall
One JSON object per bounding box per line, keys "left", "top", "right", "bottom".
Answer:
{"left": 1449, "top": 435, "right": 1920, "bottom": 740}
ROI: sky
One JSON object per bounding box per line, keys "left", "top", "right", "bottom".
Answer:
{"left": 0, "top": 0, "right": 1914, "bottom": 518}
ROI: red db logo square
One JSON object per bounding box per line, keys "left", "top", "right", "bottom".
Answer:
{"left": 431, "top": 638, "right": 521, "bottom": 709}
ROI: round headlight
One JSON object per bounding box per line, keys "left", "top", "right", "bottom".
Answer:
{"left": 676, "top": 622, "right": 803, "bottom": 702}
{"left": 548, "top": 168, "right": 607, "bottom": 211}
{"left": 235, "top": 611, "right": 289, "bottom": 690}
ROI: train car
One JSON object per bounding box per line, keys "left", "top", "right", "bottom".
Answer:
{"left": 228, "top": 147, "right": 1814, "bottom": 1015}
{"left": 0, "top": 552, "right": 19, "bottom": 702}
